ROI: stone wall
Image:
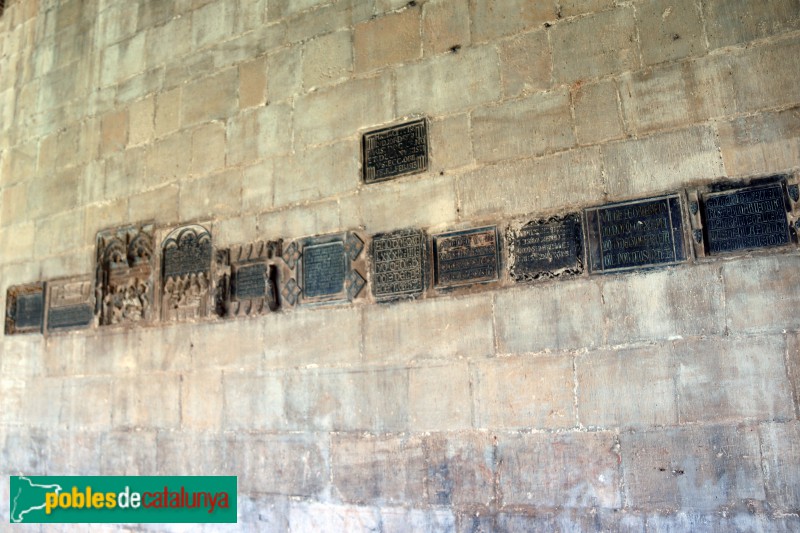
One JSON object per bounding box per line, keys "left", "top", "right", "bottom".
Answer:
{"left": 1, "top": 0, "right": 799, "bottom": 530}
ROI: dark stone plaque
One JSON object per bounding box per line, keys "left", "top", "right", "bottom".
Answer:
{"left": 370, "top": 229, "right": 427, "bottom": 301}
{"left": 47, "top": 304, "right": 95, "bottom": 331}
{"left": 161, "top": 225, "right": 215, "bottom": 322}
{"left": 363, "top": 118, "right": 428, "bottom": 184}
{"left": 702, "top": 182, "right": 790, "bottom": 254}
{"left": 233, "top": 263, "right": 267, "bottom": 299}
{"left": 162, "top": 226, "right": 212, "bottom": 278}
{"left": 46, "top": 277, "right": 95, "bottom": 333}
{"left": 5, "top": 284, "right": 44, "bottom": 334}
{"left": 303, "top": 241, "right": 346, "bottom": 298}
{"left": 585, "top": 195, "right": 686, "bottom": 274}
{"left": 434, "top": 226, "right": 499, "bottom": 288}
{"left": 509, "top": 214, "right": 583, "bottom": 282}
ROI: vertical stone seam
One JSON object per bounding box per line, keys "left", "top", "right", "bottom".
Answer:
{"left": 672, "top": 339, "right": 683, "bottom": 425}
{"left": 695, "top": 0, "right": 712, "bottom": 52}
{"left": 783, "top": 332, "right": 800, "bottom": 420}
{"left": 572, "top": 352, "right": 581, "bottom": 430}
{"left": 630, "top": 3, "right": 644, "bottom": 78}
{"left": 718, "top": 264, "right": 730, "bottom": 337}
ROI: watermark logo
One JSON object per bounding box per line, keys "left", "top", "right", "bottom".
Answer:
{"left": 9, "top": 476, "right": 236, "bottom": 524}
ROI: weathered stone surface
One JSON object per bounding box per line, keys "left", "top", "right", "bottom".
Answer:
{"left": 703, "top": 0, "right": 800, "bottom": 49}
{"left": 239, "top": 56, "right": 267, "bottom": 108}
{"left": 181, "top": 69, "right": 238, "bottom": 127}
{"left": 474, "top": 355, "right": 575, "bottom": 429}
{"left": 469, "top": 0, "right": 553, "bottom": 42}
{"left": 226, "top": 102, "right": 292, "bottom": 165}
{"left": 423, "top": 0, "right": 470, "bottom": 56}
{"left": 731, "top": 38, "right": 800, "bottom": 114}
{"left": 495, "top": 280, "right": 604, "bottom": 353}
{"left": 718, "top": 108, "right": 800, "bottom": 178}
{"left": 429, "top": 113, "right": 473, "bottom": 171}
{"left": 355, "top": 7, "right": 420, "bottom": 73}
{"left": 423, "top": 432, "right": 495, "bottom": 507}
{"left": 637, "top": 0, "right": 705, "bottom": 65}
{"left": 497, "top": 29, "right": 551, "bottom": 97}
{"left": 619, "top": 64, "right": 695, "bottom": 135}
{"left": 472, "top": 88, "right": 575, "bottom": 163}
{"left": 112, "top": 374, "right": 181, "bottom": 429}
{"left": 303, "top": 30, "right": 353, "bottom": 89}
{"left": 364, "top": 294, "right": 494, "bottom": 363}
{"left": 577, "top": 345, "right": 676, "bottom": 429}
{"left": 409, "top": 363, "right": 471, "bottom": 431}
{"left": 222, "top": 372, "right": 284, "bottom": 431}
{"left": 181, "top": 371, "right": 223, "bottom": 430}
{"left": 497, "top": 431, "right": 622, "bottom": 508}
{"left": 573, "top": 79, "right": 624, "bottom": 145}
{"left": 178, "top": 168, "right": 242, "bottom": 220}
{"left": 621, "top": 425, "right": 765, "bottom": 511}
{"left": 760, "top": 421, "right": 800, "bottom": 509}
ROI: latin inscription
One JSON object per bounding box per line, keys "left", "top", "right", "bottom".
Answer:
{"left": 510, "top": 215, "right": 582, "bottom": 281}
{"left": 163, "top": 233, "right": 212, "bottom": 278}
{"left": 47, "top": 304, "right": 94, "bottom": 331}
{"left": 434, "top": 227, "right": 499, "bottom": 288}
{"left": 371, "top": 229, "right": 426, "bottom": 300}
{"left": 233, "top": 264, "right": 266, "bottom": 299}
{"left": 303, "top": 242, "right": 346, "bottom": 298}
{"left": 586, "top": 196, "right": 686, "bottom": 273}
{"left": 363, "top": 119, "right": 428, "bottom": 184}
{"left": 703, "top": 183, "right": 790, "bottom": 254}
{"left": 15, "top": 293, "right": 44, "bottom": 329}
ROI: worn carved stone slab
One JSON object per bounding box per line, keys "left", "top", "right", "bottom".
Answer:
{"left": 370, "top": 228, "right": 427, "bottom": 301}
{"left": 433, "top": 226, "right": 500, "bottom": 289}
{"left": 362, "top": 118, "right": 428, "bottom": 184}
{"left": 585, "top": 195, "right": 687, "bottom": 274}
{"left": 701, "top": 181, "right": 791, "bottom": 255}
{"left": 46, "top": 276, "right": 95, "bottom": 333}
{"left": 161, "top": 224, "right": 218, "bottom": 322}
{"left": 5, "top": 283, "right": 45, "bottom": 334}
{"left": 95, "top": 223, "right": 155, "bottom": 327}
{"left": 278, "top": 232, "right": 367, "bottom": 307}
{"left": 216, "top": 240, "right": 282, "bottom": 317}
{"left": 508, "top": 214, "right": 583, "bottom": 282}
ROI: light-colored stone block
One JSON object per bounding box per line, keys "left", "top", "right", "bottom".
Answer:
{"left": 181, "top": 69, "right": 238, "bottom": 127}
{"left": 303, "top": 30, "right": 353, "bottom": 89}
{"left": 365, "top": 293, "right": 494, "bottom": 363}
{"left": 239, "top": 56, "right": 267, "bottom": 108}
{"left": 619, "top": 64, "right": 694, "bottom": 135}
{"left": 637, "top": 0, "right": 706, "bottom": 65}
{"left": 128, "top": 95, "right": 154, "bottom": 146}
{"left": 178, "top": 168, "right": 242, "bottom": 220}
{"left": 573, "top": 79, "right": 624, "bottom": 145}
{"left": 154, "top": 87, "right": 181, "bottom": 138}
{"left": 472, "top": 88, "right": 575, "bottom": 163}
{"left": 731, "top": 38, "right": 800, "bottom": 114}
{"left": 146, "top": 130, "right": 192, "bottom": 184}
{"left": 577, "top": 345, "right": 677, "bottom": 428}
{"left": 602, "top": 126, "right": 724, "bottom": 198}
{"left": 355, "top": 7, "right": 420, "bottom": 73}
{"left": 128, "top": 184, "right": 179, "bottom": 224}
{"left": 112, "top": 374, "right": 181, "bottom": 429}
{"left": 242, "top": 160, "right": 274, "bottom": 212}
{"left": 409, "top": 363, "right": 471, "bottom": 431}
{"left": 703, "top": 0, "right": 800, "bottom": 49}
{"left": 760, "top": 421, "right": 800, "bottom": 509}
{"left": 674, "top": 335, "right": 794, "bottom": 423}
{"left": 498, "top": 29, "right": 551, "bottom": 97}
{"left": 469, "top": 0, "right": 554, "bottom": 42}
{"left": 272, "top": 139, "right": 358, "bottom": 207}
{"left": 396, "top": 45, "right": 501, "bottom": 116}
{"left": 552, "top": 7, "right": 638, "bottom": 83}
{"left": 99, "top": 108, "right": 128, "bottom": 155}
{"left": 423, "top": 0, "right": 470, "bottom": 56}
{"left": 257, "top": 200, "right": 341, "bottom": 239}
{"left": 192, "top": 0, "right": 236, "bottom": 49}
{"left": 61, "top": 377, "right": 113, "bottom": 430}
{"left": 718, "top": 108, "right": 800, "bottom": 178}
{"left": 429, "top": 113, "right": 473, "bottom": 172}
{"left": 181, "top": 371, "right": 223, "bottom": 430}
{"left": 222, "top": 372, "right": 284, "bottom": 430}
{"left": 267, "top": 43, "right": 303, "bottom": 102}
{"left": 190, "top": 121, "right": 226, "bottom": 176}
{"left": 458, "top": 146, "right": 604, "bottom": 220}
{"left": 227, "top": 103, "right": 293, "bottom": 166}
{"left": 474, "top": 355, "right": 575, "bottom": 429}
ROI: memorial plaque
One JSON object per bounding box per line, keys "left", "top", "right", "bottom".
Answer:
{"left": 161, "top": 225, "right": 215, "bottom": 322}
{"left": 96, "top": 223, "right": 155, "bottom": 326}
{"left": 509, "top": 214, "right": 583, "bottom": 282}
{"left": 46, "top": 277, "right": 95, "bottom": 333}
{"left": 279, "top": 232, "right": 367, "bottom": 306}
{"left": 702, "top": 182, "right": 791, "bottom": 254}
{"left": 5, "top": 283, "right": 45, "bottom": 334}
{"left": 218, "top": 240, "right": 282, "bottom": 317}
{"left": 585, "top": 195, "right": 686, "bottom": 274}
{"left": 303, "top": 241, "right": 346, "bottom": 298}
{"left": 434, "top": 226, "right": 500, "bottom": 288}
{"left": 363, "top": 118, "right": 428, "bottom": 184}
{"left": 370, "top": 229, "right": 427, "bottom": 301}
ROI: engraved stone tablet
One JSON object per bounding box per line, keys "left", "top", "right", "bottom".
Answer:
{"left": 434, "top": 226, "right": 500, "bottom": 288}
{"left": 585, "top": 195, "right": 686, "bottom": 274}
{"left": 702, "top": 182, "right": 790, "bottom": 254}
{"left": 234, "top": 263, "right": 267, "bottom": 299}
{"left": 303, "top": 241, "right": 346, "bottom": 298}
{"left": 370, "top": 228, "right": 427, "bottom": 301}
{"left": 46, "top": 277, "right": 95, "bottom": 333}
{"left": 363, "top": 119, "right": 428, "bottom": 184}
{"left": 509, "top": 214, "right": 583, "bottom": 282}
{"left": 96, "top": 223, "right": 155, "bottom": 327}
{"left": 161, "top": 225, "right": 215, "bottom": 322}
{"left": 5, "top": 283, "right": 44, "bottom": 334}
{"left": 217, "top": 240, "right": 282, "bottom": 317}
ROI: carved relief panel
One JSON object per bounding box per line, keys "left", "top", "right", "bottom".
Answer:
{"left": 95, "top": 223, "right": 155, "bottom": 326}
{"left": 215, "top": 240, "right": 282, "bottom": 317}
{"left": 160, "top": 224, "right": 218, "bottom": 322}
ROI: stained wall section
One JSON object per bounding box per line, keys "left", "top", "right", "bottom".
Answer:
{"left": 1, "top": 0, "right": 800, "bottom": 530}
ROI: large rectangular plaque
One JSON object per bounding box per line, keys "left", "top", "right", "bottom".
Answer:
{"left": 434, "top": 226, "right": 500, "bottom": 288}
{"left": 585, "top": 195, "right": 686, "bottom": 274}
{"left": 509, "top": 214, "right": 583, "bottom": 282}
{"left": 5, "top": 283, "right": 45, "bottom": 334}
{"left": 371, "top": 229, "right": 427, "bottom": 301}
{"left": 363, "top": 119, "right": 428, "bottom": 184}
{"left": 702, "top": 182, "right": 790, "bottom": 254}
{"left": 46, "top": 277, "right": 95, "bottom": 333}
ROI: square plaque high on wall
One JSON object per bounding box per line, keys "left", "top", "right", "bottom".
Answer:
{"left": 5, "top": 283, "right": 45, "bottom": 334}
{"left": 585, "top": 195, "right": 687, "bottom": 274}
{"left": 433, "top": 226, "right": 500, "bottom": 289}
{"left": 362, "top": 118, "right": 428, "bottom": 184}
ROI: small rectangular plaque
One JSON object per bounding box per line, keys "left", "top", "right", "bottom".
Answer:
{"left": 434, "top": 226, "right": 499, "bottom": 288}
{"left": 585, "top": 195, "right": 686, "bottom": 274}
{"left": 5, "top": 283, "right": 45, "bottom": 334}
{"left": 233, "top": 263, "right": 267, "bottom": 299}
{"left": 371, "top": 229, "right": 427, "bottom": 301}
{"left": 46, "top": 277, "right": 95, "bottom": 333}
{"left": 509, "top": 214, "right": 583, "bottom": 281}
{"left": 303, "top": 241, "right": 346, "bottom": 299}
{"left": 702, "top": 182, "right": 790, "bottom": 254}
{"left": 363, "top": 119, "right": 428, "bottom": 184}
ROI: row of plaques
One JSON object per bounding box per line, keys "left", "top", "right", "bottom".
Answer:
{"left": 6, "top": 176, "right": 799, "bottom": 335}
